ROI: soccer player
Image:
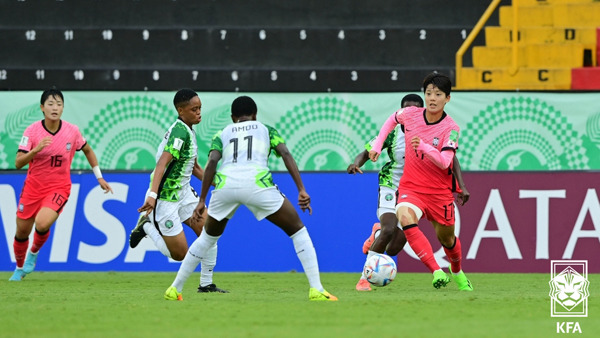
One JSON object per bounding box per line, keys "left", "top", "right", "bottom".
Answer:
{"left": 350, "top": 94, "right": 470, "bottom": 291}
{"left": 129, "top": 88, "right": 226, "bottom": 293}
{"left": 164, "top": 95, "right": 338, "bottom": 301}
{"left": 368, "top": 73, "right": 473, "bottom": 291}
{"left": 9, "top": 88, "right": 113, "bottom": 281}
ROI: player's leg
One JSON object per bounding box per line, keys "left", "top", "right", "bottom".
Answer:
{"left": 9, "top": 216, "right": 35, "bottom": 281}
{"left": 20, "top": 189, "right": 66, "bottom": 278}
{"left": 133, "top": 199, "right": 185, "bottom": 259}
{"left": 396, "top": 190, "right": 448, "bottom": 288}
{"left": 180, "top": 202, "right": 226, "bottom": 293}
{"left": 183, "top": 188, "right": 228, "bottom": 292}
{"left": 155, "top": 188, "right": 202, "bottom": 260}
{"left": 185, "top": 204, "right": 206, "bottom": 237}
{"left": 364, "top": 186, "right": 397, "bottom": 254}
{"left": 129, "top": 213, "right": 148, "bottom": 249}
{"left": 432, "top": 219, "right": 472, "bottom": 291}
{"left": 166, "top": 188, "right": 236, "bottom": 299}
{"left": 11, "top": 189, "right": 65, "bottom": 280}
{"left": 370, "top": 213, "right": 397, "bottom": 253}
{"left": 161, "top": 232, "right": 188, "bottom": 261}
{"left": 261, "top": 192, "right": 337, "bottom": 301}
{"left": 356, "top": 213, "right": 396, "bottom": 291}
{"left": 129, "top": 190, "right": 154, "bottom": 248}
{"left": 21, "top": 207, "right": 59, "bottom": 274}
{"left": 357, "top": 186, "right": 399, "bottom": 290}
{"left": 181, "top": 186, "right": 207, "bottom": 237}
{"left": 384, "top": 225, "right": 406, "bottom": 256}
{"left": 361, "top": 222, "right": 381, "bottom": 255}
{"left": 166, "top": 216, "right": 228, "bottom": 300}
{"left": 193, "top": 218, "right": 228, "bottom": 294}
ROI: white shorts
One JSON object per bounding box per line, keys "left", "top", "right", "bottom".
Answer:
{"left": 149, "top": 185, "right": 199, "bottom": 237}
{"left": 377, "top": 186, "right": 397, "bottom": 219}
{"left": 208, "top": 186, "right": 285, "bottom": 221}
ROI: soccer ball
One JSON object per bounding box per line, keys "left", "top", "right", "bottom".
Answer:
{"left": 363, "top": 253, "right": 397, "bottom": 287}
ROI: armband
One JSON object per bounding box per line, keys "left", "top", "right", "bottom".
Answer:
{"left": 148, "top": 191, "right": 158, "bottom": 199}
{"left": 92, "top": 166, "right": 103, "bottom": 179}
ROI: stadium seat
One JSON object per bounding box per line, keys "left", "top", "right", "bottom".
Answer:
{"left": 0, "top": 0, "right": 494, "bottom": 91}
{"left": 473, "top": 44, "right": 595, "bottom": 68}
{"left": 459, "top": 67, "right": 571, "bottom": 90}
{"left": 484, "top": 27, "right": 597, "bottom": 47}
{"left": 457, "top": 0, "right": 599, "bottom": 90}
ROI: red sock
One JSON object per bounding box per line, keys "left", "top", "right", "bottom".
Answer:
{"left": 13, "top": 237, "right": 29, "bottom": 268}
{"left": 31, "top": 228, "right": 50, "bottom": 253}
{"left": 403, "top": 224, "right": 440, "bottom": 273}
{"left": 443, "top": 236, "right": 462, "bottom": 274}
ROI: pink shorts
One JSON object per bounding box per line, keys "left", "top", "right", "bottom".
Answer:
{"left": 17, "top": 187, "right": 70, "bottom": 219}
{"left": 396, "top": 188, "right": 455, "bottom": 226}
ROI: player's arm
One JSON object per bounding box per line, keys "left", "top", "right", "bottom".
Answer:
{"left": 193, "top": 159, "right": 216, "bottom": 187}
{"left": 369, "top": 109, "right": 403, "bottom": 162}
{"left": 411, "top": 137, "right": 454, "bottom": 169}
{"left": 453, "top": 156, "right": 470, "bottom": 205}
{"left": 194, "top": 150, "right": 221, "bottom": 220}
{"left": 276, "top": 143, "right": 312, "bottom": 215}
{"left": 199, "top": 150, "right": 220, "bottom": 201}
{"left": 81, "top": 143, "right": 113, "bottom": 194}
{"left": 16, "top": 150, "right": 39, "bottom": 170}
{"left": 347, "top": 150, "right": 369, "bottom": 174}
{"left": 138, "top": 151, "right": 173, "bottom": 215}
{"left": 192, "top": 159, "right": 204, "bottom": 181}
{"left": 15, "top": 136, "right": 52, "bottom": 169}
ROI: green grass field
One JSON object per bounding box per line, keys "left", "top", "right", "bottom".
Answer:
{"left": 1, "top": 272, "right": 598, "bottom": 337}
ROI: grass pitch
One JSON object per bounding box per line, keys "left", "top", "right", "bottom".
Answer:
{"left": 1, "top": 272, "right": 598, "bottom": 337}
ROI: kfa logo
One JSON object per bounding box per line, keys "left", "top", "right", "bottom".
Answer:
{"left": 556, "top": 322, "right": 582, "bottom": 334}
{"left": 549, "top": 260, "right": 589, "bottom": 317}
{"left": 549, "top": 260, "right": 589, "bottom": 333}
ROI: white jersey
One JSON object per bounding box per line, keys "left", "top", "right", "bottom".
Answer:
{"left": 151, "top": 118, "right": 197, "bottom": 201}
{"left": 209, "top": 120, "right": 284, "bottom": 189}
{"left": 366, "top": 125, "right": 405, "bottom": 189}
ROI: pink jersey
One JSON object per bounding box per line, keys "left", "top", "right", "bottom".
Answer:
{"left": 18, "top": 120, "right": 86, "bottom": 194}
{"left": 394, "top": 106, "right": 459, "bottom": 194}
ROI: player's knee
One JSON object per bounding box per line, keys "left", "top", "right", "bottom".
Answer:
{"left": 386, "top": 243, "right": 406, "bottom": 256}
{"left": 438, "top": 234, "right": 455, "bottom": 248}
{"left": 378, "top": 225, "right": 395, "bottom": 239}
{"left": 170, "top": 248, "right": 188, "bottom": 261}
{"left": 385, "top": 235, "right": 407, "bottom": 256}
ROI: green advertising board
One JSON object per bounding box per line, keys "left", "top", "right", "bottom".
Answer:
{"left": 1, "top": 91, "right": 598, "bottom": 171}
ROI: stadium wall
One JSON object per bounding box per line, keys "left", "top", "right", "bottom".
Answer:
{"left": 1, "top": 91, "right": 599, "bottom": 171}
{"left": 1, "top": 171, "right": 598, "bottom": 273}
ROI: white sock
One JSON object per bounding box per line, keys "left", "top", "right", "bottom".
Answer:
{"left": 200, "top": 244, "right": 217, "bottom": 287}
{"left": 291, "top": 227, "right": 324, "bottom": 292}
{"left": 172, "top": 229, "right": 220, "bottom": 292}
{"left": 143, "top": 222, "right": 171, "bottom": 258}
{"left": 361, "top": 250, "right": 378, "bottom": 279}
{"left": 374, "top": 229, "right": 381, "bottom": 239}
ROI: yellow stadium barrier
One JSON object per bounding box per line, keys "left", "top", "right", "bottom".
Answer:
{"left": 499, "top": 5, "right": 554, "bottom": 27}
{"left": 518, "top": 0, "right": 599, "bottom": 6}
{"left": 459, "top": 67, "right": 571, "bottom": 90}
{"left": 456, "top": 0, "right": 598, "bottom": 90}
{"left": 484, "top": 26, "right": 597, "bottom": 46}
{"left": 473, "top": 43, "right": 594, "bottom": 68}
{"left": 553, "top": 3, "right": 600, "bottom": 26}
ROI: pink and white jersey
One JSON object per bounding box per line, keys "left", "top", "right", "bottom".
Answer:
{"left": 18, "top": 120, "right": 86, "bottom": 194}
{"left": 396, "top": 106, "right": 460, "bottom": 194}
